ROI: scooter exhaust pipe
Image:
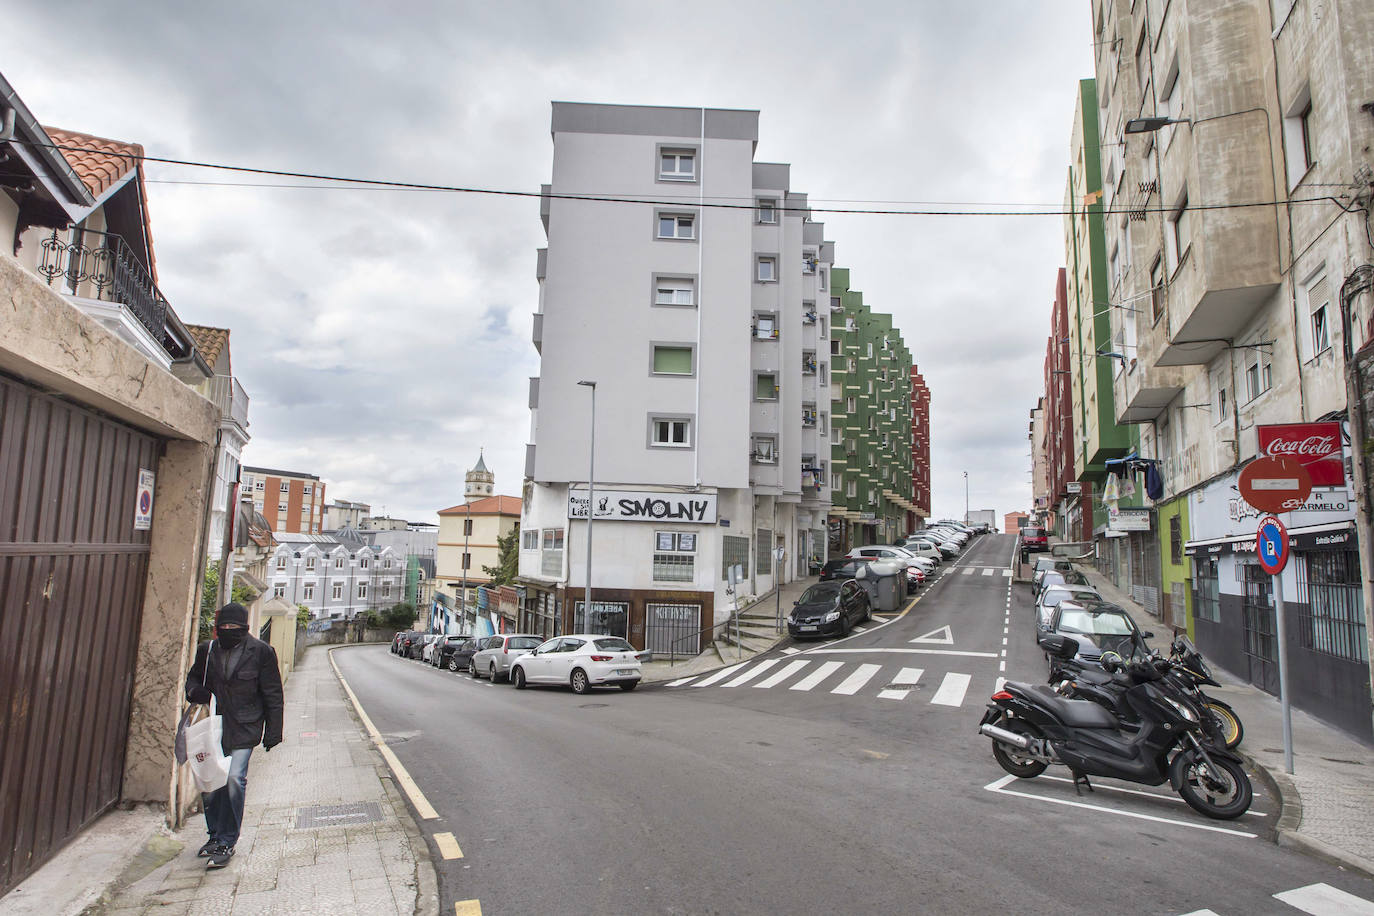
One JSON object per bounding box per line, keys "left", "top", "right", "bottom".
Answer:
{"left": 980, "top": 723, "right": 1031, "bottom": 749}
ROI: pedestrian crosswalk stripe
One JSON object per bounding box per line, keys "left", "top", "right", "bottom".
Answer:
{"left": 721, "top": 658, "right": 780, "bottom": 687}
{"left": 981, "top": 568, "right": 994, "bottom": 576}
{"left": 790, "top": 661, "right": 844, "bottom": 691}
{"left": 692, "top": 663, "right": 747, "bottom": 687}
{"left": 1177, "top": 909, "right": 1222, "bottom": 915}
{"left": 1273, "top": 883, "right": 1374, "bottom": 915}
{"left": 961, "top": 568, "right": 974, "bottom": 576}
{"left": 831, "top": 663, "right": 882, "bottom": 695}
{"left": 853, "top": 625, "right": 869, "bottom": 633}
{"left": 755, "top": 659, "right": 809, "bottom": 688}
{"left": 665, "top": 675, "right": 696, "bottom": 687}
{"left": 1002, "top": 569, "right": 1013, "bottom": 577}
{"left": 877, "top": 667, "right": 924, "bottom": 700}
{"left": 931, "top": 672, "right": 972, "bottom": 706}
{"left": 782, "top": 646, "right": 801, "bottom": 655}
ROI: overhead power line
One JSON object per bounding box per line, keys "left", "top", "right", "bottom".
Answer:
{"left": 9, "top": 136, "right": 1361, "bottom": 219}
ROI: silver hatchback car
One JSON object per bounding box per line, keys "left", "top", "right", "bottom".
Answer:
{"left": 469, "top": 633, "right": 545, "bottom": 683}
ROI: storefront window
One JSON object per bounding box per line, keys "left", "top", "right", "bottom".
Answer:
{"left": 1297, "top": 550, "right": 1367, "bottom": 662}
{"left": 1192, "top": 557, "right": 1219, "bottom": 623}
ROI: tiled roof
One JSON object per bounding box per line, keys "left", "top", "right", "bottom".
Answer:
{"left": 43, "top": 127, "right": 142, "bottom": 199}
{"left": 437, "top": 495, "right": 522, "bottom": 517}
{"left": 187, "top": 324, "right": 230, "bottom": 369}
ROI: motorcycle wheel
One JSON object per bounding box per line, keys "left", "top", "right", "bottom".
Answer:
{"left": 1204, "top": 702, "right": 1244, "bottom": 750}
{"left": 990, "top": 718, "right": 1047, "bottom": 778}
{"left": 1172, "top": 750, "right": 1252, "bottom": 820}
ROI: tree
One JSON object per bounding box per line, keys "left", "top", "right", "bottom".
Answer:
{"left": 482, "top": 525, "right": 520, "bottom": 586}
{"left": 381, "top": 602, "right": 417, "bottom": 630}
{"left": 198, "top": 561, "right": 259, "bottom": 642}
{"left": 297, "top": 605, "right": 311, "bottom": 627}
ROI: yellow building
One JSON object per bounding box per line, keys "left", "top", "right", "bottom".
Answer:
{"left": 435, "top": 453, "right": 520, "bottom": 616}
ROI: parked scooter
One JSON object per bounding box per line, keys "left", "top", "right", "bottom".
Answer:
{"left": 1168, "top": 632, "right": 1244, "bottom": 749}
{"left": 978, "top": 634, "right": 1252, "bottom": 820}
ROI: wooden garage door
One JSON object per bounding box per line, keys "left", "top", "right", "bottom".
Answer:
{"left": 0, "top": 375, "right": 161, "bottom": 895}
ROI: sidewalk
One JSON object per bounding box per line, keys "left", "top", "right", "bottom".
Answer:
{"left": 1075, "top": 561, "right": 1374, "bottom": 877}
{"left": 2, "top": 646, "right": 437, "bottom": 916}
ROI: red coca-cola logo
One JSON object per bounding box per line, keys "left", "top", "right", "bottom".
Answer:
{"left": 1257, "top": 422, "right": 1344, "bottom": 486}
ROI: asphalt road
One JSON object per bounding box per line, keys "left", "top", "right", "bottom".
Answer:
{"left": 333, "top": 534, "right": 1374, "bottom": 915}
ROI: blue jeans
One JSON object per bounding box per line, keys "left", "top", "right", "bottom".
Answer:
{"left": 203, "top": 748, "right": 253, "bottom": 848}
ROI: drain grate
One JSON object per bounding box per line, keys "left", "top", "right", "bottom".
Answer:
{"left": 294, "top": 802, "right": 384, "bottom": 830}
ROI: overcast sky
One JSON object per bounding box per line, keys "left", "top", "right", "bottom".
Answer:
{"left": 6, "top": 1, "right": 1094, "bottom": 525}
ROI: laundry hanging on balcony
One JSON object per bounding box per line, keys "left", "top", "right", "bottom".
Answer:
{"left": 1103, "top": 453, "right": 1164, "bottom": 501}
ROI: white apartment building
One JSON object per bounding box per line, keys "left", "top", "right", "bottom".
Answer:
{"left": 1092, "top": 0, "right": 1374, "bottom": 737}
{"left": 266, "top": 532, "right": 403, "bottom": 620}
{"left": 517, "top": 103, "right": 833, "bottom": 655}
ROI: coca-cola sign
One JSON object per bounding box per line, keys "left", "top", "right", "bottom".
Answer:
{"left": 1257, "top": 422, "right": 1344, "bottom": 486}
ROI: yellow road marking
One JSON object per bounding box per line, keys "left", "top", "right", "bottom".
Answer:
{"left": 434, "top": 832, "right": 464, "bottom": 859}
{"left": 455, "top": 901, "right": 483, "bottom": 916}
{"left": 861, "top": 749, "right": 889, "bottom": 759}
{"left": 329, "top": 650, "right": 440, "bottom": 820}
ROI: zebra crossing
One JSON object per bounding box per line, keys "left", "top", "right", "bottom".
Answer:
{"left": 955, "top": 566, "right": 1013, "bottom": 577}
{"left": 1179, "top": 882, "right": 1374, "bottom": 915}
{"left": 664, "top": 657, "right": 979, "bottom": 706}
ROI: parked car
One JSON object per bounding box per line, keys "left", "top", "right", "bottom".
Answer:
{"left": 509, "top": 634, "right": 644, "bottom": 693}
{"left": 394, "top": 631, "right": 424, "bottom": 658}
{"left": 470, "top": 634, "right": 546, "bottom": 682}
{"left": 899, "top": 540, "right": 943, "bottom": 564}
{"left": 431, "top": 634, "right": 475, "bottom": 670}
{"left": 1042, "top": 600, "right": 1151, "bottom": 676}
{"left": 419, "top": 634, "right": 442, "bottom": 664}
{"left": 819, "top": 558, "right": 871, "bottom": 581}
{"left": 787, "top": 579, "right": 870, "bottom": 639}
{"left": 1034, "top": 567, "right": 1089, "bottom": 599}
{"left": 1021, "top": 526, "right": 1049, "bottom": 552}
{"left": 845, "top": 546, "right": 926, "bottom": 589}
{"left": 390, "top": 632, "right": 408, "bottom": 654}
{"left": 1034, "top": 585, "right": 1102, "bottom": 635}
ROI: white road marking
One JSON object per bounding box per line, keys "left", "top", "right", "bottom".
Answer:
{"left": 692, "top": 663, "right": 747, "bottom": 687}
{"left": 961, "top": 568, "right": 974, "bottom": 576}
{"left": 982, "top": 777, "right": 1257, "bottom": 838}
{"left": 807, "top": 647, "right": 999, "bottom": 658}
{"left": 665, "top": 675, "right": 697, "bottom": 687}
{"left": 982, "top": 568, "right": 994, "bottom": 576}
{"left": 755, "top": 659, "right": 810, "bottom": 688}
{"left": 1003, "top": 626, "right": 1008, "bottom": 635}
{"left": 852, "top": 626, "right": 869, "bottom": 633}
{"left": 831, "top": 663, "right": 882, "bottom": 695}
{"left": 1274, "top": 883, "right": 1374, "bottom": 915}
{"left": 930, "top": 672, "right": 971, "bottom": 707}
{"left": 1177, "top": 909, "right": 1223, "bottom": 915}
{"left": 790, "top": 661, "right": 844, "bottom": 691}
{"left": 877, "top": 667, "right": 924, "bottom": 700}
{"left": 910, "top": 625, "right": 953, "bottom": 645}
{"left": 1002, "top": 637, "right": 1008, "bottom": 646}
{"left": 782, "top": 647, "right": 801, "bottom": 655}
{"left": 994, "top": 677, "right": 1006, "bottom": 692}
{"left": 999, "top": 661, "right": 1006, "bottom": 672}
{"left": 721, "top": 659, "right": 780, "bottom": 687}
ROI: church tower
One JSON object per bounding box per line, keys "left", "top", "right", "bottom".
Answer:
{"left": 465, "top": 450, "right": 494, "bottom": 500}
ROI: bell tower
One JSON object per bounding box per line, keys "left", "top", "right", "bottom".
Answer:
{"left": 465, "top": 449, "right": 494, "bottom": 500}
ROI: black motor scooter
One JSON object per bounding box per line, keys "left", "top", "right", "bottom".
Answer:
{"left": 978, "top": 634, "right": 1252, "bottom": 820}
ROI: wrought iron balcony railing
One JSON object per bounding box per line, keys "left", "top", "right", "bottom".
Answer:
{"left": 37, "top": 228, "right": 169, "bottom": 346}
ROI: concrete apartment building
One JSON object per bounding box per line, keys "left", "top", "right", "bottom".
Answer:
{"left": 827, "top": 268, "right": 917, "bottom": 553}
{"left": 242, "top": 465, "right": 326, "bottom": 534}
{"left": 1029, "top": 397, "right": 1050, "bottom": 521}
{"left": 1087, "top": 0, "right": 1374, "bottom": 737}
{"left": 324, "top": 498, "right": 370, "bottom": 530}
{"left": 1045, "top": 269, "right": 1078, "bottom": 536}
{"left": 517, "top": 103, "right": 834, "bottom": 655}
{"left": 910, "top": 366, "right": 932, "bottom": 522}
{"left": 1, "top": 74, "right": 219, "bottom": 894}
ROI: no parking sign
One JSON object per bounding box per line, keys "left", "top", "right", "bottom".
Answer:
{"left": 134, "top": 468, "right": 155, "bottom": 531}
{"left": 1256, "top": 515, "right": 1289, "bottom": 576}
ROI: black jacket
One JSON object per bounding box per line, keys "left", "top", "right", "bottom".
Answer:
{"left": 185, "top": 635, "right": 285, "bottom": 753}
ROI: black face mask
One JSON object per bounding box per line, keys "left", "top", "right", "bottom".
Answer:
{"left": 217, "top": 629, "right": 246, "bottom": 650}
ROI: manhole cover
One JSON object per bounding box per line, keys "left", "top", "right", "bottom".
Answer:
{"left": 294, "top": 802, "right": 383, "bottom": 830}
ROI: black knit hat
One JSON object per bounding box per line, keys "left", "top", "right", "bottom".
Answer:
{"left": 216, "top": 602, "right": 249, "bottom": 628}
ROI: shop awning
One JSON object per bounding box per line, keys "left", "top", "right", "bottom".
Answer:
{"left": 1184, "top": 521, "right": 1356, "bottom": 558}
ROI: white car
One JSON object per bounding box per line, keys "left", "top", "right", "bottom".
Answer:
{"left": 1035, "top": 585, "right": 1103, "bottom": 634}
{"left": 510, "top": 634, "right": 644, "bottom": 693}
{"left": 899, "top": 541, "right": 943, "bottom": 564}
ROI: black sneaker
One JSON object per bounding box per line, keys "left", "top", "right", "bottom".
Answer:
{"left": 205, "top": 845, "right": 235, "bottom": 869}
{"left": 197, "top": 840, "right": 219, "bottom": 858}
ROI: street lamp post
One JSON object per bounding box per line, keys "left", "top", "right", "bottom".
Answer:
{"left": 578, "top": 380, "right": 597, "bottom": 633}
{"left": 461, "top": 502, "right": 470, "bottom": 633}
{"left": 963, "top": 471, "right": 969, "bottom": 526}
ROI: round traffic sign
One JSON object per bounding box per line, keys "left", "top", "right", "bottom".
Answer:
{"left": 1256, "top": 515, "right": 1289, "bottom": 575}
{"left": 1238, "top": 456, "right": 1312, "bottom": 514}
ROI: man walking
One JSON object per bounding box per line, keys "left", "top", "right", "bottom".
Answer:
{"left": 185, "top": 602, "right": 284, "bottom": 869}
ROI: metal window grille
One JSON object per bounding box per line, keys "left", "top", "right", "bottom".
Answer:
{"left": 756, "top": 530, "right": 773, "bottom": 573}
{"left": 1169, "top": 515, "right": 1183, "bottom": 565}
{"left": 1191, "top": 557, "right": 1219, "bottom": 622}
{"left": 1296, "top": 550, "right": 1367, "bottom": 662}
{"left": 722, "top": 535, "right": 750, "bottom": 580}
{"left": 652, "top": 553, "right": 694, "bottom": 582}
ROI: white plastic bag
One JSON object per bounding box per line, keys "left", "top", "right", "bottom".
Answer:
{"left": 184, "top": 696, "right": 231, "bottom": 793}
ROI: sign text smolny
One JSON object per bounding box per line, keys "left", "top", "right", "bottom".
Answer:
{"left": 568, "top": 489, "right": 717, "bottom": 524}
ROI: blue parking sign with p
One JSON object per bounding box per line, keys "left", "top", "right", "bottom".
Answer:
{"left": 1256, "top": 515, "right": 1288, "bottom": 575}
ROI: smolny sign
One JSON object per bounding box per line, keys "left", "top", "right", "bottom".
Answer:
{"left": 568, "top": 489, "right": 717, "bottom": 524}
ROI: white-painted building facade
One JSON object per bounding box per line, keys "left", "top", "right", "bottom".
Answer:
{"left": 517, "top": 103, "right": 832, "bottom": 654}
{"left": 266, "top": 532, "right": 404, "bottom": 620}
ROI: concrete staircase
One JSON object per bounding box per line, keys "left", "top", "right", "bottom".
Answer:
{"left": 711, "top": 602, "right": 786, "bottom": 664}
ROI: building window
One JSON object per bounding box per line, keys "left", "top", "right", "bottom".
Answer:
{"left": 541, "top": 528, "right": 564, "bottom": 577}
{"left": 1160, "top": 54, "right": 1182, "bottom": 147}
{"left": 253, "top": 479, "right": 264, "bottom": 491}
{"left": 659, "top": 148, "right": 695, "bottom": 181}
{"left": 654, "top": 276, "right": 695, "bottom": 307}
{"left": 752, "top": 436, "right": 777, "bottom": 464}
{"left": 358, "top": 582, "right": 368, "bottom": 600}
{"left": 652, "top": 532, "right": 696, "bottom": 583}
{"left": 383, "top": 583, "right": 391, "bottom": 598}
{"left": 333, "top": 582, "right": 343, "bottom": 600}
{"left": 1166, "top": 192, "right": 1190, "bottom": 274}
{"left": 802, "top": 251, "right": 817, "bottom": 274}
{"left": 721, "top": 535, "right": 749, "bottom": 580}
{"left": 755, "top": 529, "right": 773, "bottom": 574}
{"left": 278, "top": 502, "right": 288, "bottom": 513}
{"left": 273, "top": 582, "right": 286, "bottom": 598}
{"left": 1244, "top": 337, "right": 1272, "bottom": 402}
{"left": 1297, "top": 550, "right": 1366, "bottom": 662}
{"left": 650, "top": 416, "right": 692, "bottom": 448}
{"left": 303, "top": 484, "right": 313, "bottom": 495}
{"left": 276, "top": 555, "right": 287, "bottom": 571}
{"left": 754, "top": 312, "right": 778, "bottom": 340}
{"left": 657, "top": 213, "right": 696, "bottom": 240}
{"left": 754, "top": 373, "right": 778, "bottom": 400}
{"left": 756, "top": 257, "right": 777, "bottom": 283}
{"left": 522, "top": 530, "right": 538, "bottom": 550}
{"left": 305, "top": 556, "right": 316, "bottom": 571}
{"left": 303, "top": 582, "right": 315, "bottom": 601}
{"left": 651, "top": 344, "right": 694, "bottom": 376}
{"left": 1216, "top": 382, "right": 1228, "bottom": 422}
{"left": 1303, "top": 271, "right": 1332, "bottom": 360}
{"left": 1169, "top": 515, "right": 1183, "bottom": 565}
{"left": 757, "top": 198, "right": 777, "bottom": 223}
{"left": 280, "top": 481, "right": 289, "bottom": 492}
{"left": 845, "top": 396, "right": 856, "bottom": 413}
{"left": 335, "top": 556, "right": 344, "bottom": 569}
{"left": 1192, "top": 557, "right": 1219, "bottom": 623}
{"left": 360, "top": 557, "right": 370, "bottom": 570}
{"left": 1283, "top": 87, "right": 1316, "bottom": 187}
{"left": 1150, "top": 257, "right": 1165, "bottom": 325}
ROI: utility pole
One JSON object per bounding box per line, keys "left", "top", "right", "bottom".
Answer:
{"left": 578, "top": 380, "right": 597, "bottom": 633}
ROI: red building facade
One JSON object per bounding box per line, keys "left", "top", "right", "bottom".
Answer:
{"left": 910, "top": 366, "right": 931, "bottom": 526}
{"left": 1044, "top": 269, "right": 1077, "bottom": 537}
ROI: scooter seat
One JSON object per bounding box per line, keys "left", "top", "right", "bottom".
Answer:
{"left": 1026, "top": 685, "right": 1120, "bottom": 729}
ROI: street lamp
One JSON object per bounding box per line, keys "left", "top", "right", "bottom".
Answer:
{"left": 461, "top": 501, "right": 470, "bottom": 633}
{"left": 577, "top": 380, "right": 596, "bottom": 633}
{"left": 1124, "top": 116, "right": 1189, "bottom": 133}
{"left": 963, "top": 471, "right": 969, "bottom": 526}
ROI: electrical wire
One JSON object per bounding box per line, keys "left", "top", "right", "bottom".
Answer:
{"left": 3, "top": 137, "right": 1357, "bottom": 220}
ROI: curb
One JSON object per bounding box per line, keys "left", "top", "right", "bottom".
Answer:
{"left": 1251, "top": 755, "right": 1374, "bottom": 881}
{"left": 326, "top": 645, "right": 440, "bottom": 916}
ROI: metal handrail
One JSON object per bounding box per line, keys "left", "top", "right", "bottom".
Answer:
{"left": 36, "top": 228, "right": 169, "bottom": 345}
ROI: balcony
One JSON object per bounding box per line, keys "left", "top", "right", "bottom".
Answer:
{"left": 35, "top": 228, "right": 172, "bottom": 363}
{"left": 1112, "top": 356, "right": 1188, "bottom": 424}
{"left": 204, "top": 375, "right": 250, "bottom": 432}
{"left": 531, "top": 312, "right": 543, "bottom": 353}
